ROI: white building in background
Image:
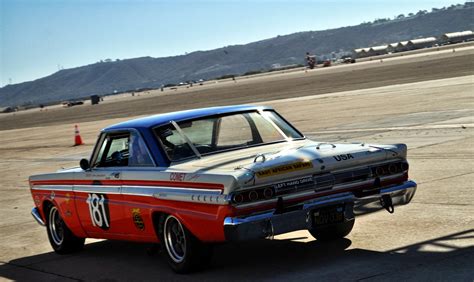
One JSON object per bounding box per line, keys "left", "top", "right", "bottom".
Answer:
{"left": 387, "top": 43, "right": 399, "bottom": 53}
{"left": 367, "top": 45, "right": 388, "bottom": 56}
{"left": 439, "top": 30, "right": 474, "bottom": 44}
{"left": 407, "top": 37, "right": 437, "bottom": 50}
{"left": 353, "top": 47, "right": 371, "bottom": 58}
{"left": 395, "top": 41, "right": 410, "bottom": 52}
{"left": 352, "top": 29, "right": 472, "bottom": 58}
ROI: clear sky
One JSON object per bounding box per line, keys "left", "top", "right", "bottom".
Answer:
{"left": 0, "top": 0, "right": 465, "bottom": 86}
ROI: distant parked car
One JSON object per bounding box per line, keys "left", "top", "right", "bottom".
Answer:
{"left": 1, "top": 106, "right": 18, "bottom": 113}
{"left": 323, "top": 60, "right": 331, "bottom": 67}
{"left": 342, "top": 57, "right": 356, "bottom": 64}
{"left": 62, "top": 101, "right": 84, "bottom": 107}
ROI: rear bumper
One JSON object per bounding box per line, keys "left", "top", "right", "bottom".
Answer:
{"left": 224, "top": 180, "right": 416, "bottom": 241}
{"left": 31, "top": 207, "right": 45, "bottom": 226}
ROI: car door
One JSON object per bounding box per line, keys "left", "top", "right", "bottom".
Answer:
{"left": 119, "top": 130, "right": 158, "bottom": 241}
{"left": 74, "top": 132, "right": 129, "bottom": 239}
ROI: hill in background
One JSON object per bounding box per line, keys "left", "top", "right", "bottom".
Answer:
{"left": 1, "top": 3, "right": 473, "bottom": 107}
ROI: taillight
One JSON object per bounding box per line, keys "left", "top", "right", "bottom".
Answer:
{"left": 248, "top": 191, "right": 259, "bottom": 201}
{"left": 231, "top": 186, "right": 276, "bottom": 204}
{"left": 263, "top": 187, "right": 274, "bottom": 199}
{"left": 372, "top": 161, "right": 408, "bottom": 176}
{"left": 232, "top": 193, "right": 244, "bottom": 204}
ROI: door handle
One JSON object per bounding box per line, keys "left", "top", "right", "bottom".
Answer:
{"left": 110, "top": 172, "right": 121, "bottom": 179}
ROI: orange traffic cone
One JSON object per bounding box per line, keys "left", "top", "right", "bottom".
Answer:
{"left": 74, "top": 125, "right": 84, "bottom": 146}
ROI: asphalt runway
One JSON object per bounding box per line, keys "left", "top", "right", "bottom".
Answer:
{"left": 0, "top": 48, "right": 473, "bottom": 281}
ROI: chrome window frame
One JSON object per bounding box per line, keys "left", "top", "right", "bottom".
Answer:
{"left": 90, "top": 128, "right": 157, "bottom": 169}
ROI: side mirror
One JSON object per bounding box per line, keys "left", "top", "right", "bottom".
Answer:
{"left": 80, "top": 158, "right": 90, "bottom": 170}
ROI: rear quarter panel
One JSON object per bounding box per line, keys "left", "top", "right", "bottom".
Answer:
{"left": 29, "top": 171, "right": 87, "bottom": 238}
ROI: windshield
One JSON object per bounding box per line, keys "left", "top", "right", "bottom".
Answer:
{"left": 154, "top": 110, "right": 303, "bottom": 162}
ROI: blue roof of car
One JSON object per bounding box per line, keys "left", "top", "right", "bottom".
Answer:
{"left": 103, "top": 105, "right": 272, "bottom": 131}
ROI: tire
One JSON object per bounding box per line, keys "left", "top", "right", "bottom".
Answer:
{"left": 46, "top": 205, "right": 85, "bottom": 254}
{"left": 158, "top": 215, "right": 212, "bottom": 273}
{"left": 308, "top": 218, "right": 355, "bottom": 241}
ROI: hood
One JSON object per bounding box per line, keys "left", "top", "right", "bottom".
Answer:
{"left": 170, "top": 140, "right": 407, "bottom": 190}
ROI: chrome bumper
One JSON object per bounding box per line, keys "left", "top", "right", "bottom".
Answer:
{"left": 31, "top": 207, "right": 45, "bottom": 226}
{"left": 224, "top": 180, "right": 416, "bottom": 241}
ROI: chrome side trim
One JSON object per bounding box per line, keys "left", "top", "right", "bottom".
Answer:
{"left": 31, "top": 185, "right": 73, "bottom": 191}
{"left": 32, "top": 184, "right": 229, "bottom": 205}
{"left": 124, "top": 185, "right": 229, "bottom": 204}
{"left": 122, "top": 186, "right": 222, "bottom": 196}
{"left": 73, "top": 185, "right": 121, "bottom": 194}
{"left": 153, "top": 189, "right": 230, "bottom": 205}
{"left": 31, "top": 207, "right": 45, "bottom": 226}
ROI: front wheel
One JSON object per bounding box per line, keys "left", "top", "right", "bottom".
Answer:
{"left": 308, "top": 218, "right": 355, "bottom": 241}
{"left": 159, "top": 215, "right": 212, "bottom": 273}
{"left": 46, "top": 205, "right": 85, "bottom": 254}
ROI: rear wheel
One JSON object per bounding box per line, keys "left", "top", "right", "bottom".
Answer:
{"left": 46, "top": 205, "right": 85, "bottom": 254}
{"left": 159, "top": 215, "right": 212, "bottom": 273}
{"left": 308, "top": 218, "right": 355, "bottom": 241}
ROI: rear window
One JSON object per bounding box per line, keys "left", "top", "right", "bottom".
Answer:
{"left": 154, "top": 110, "right": 303, "bottom": 162}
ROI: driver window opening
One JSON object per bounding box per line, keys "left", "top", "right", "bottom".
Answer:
{"left": 94, "top": 132, "right": 154, "bottom": 167}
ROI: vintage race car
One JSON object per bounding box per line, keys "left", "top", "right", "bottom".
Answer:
{"left": 29, "top": 105, "right": 417, "bottom": 273}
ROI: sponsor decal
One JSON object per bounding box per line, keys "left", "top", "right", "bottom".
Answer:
{"left": 50, "top": 191, "right": 55, "bottom": 200}
{"left": 34, "top": 196, "right": 40, "bottom": 206}
{"left": 272, "top": 176, "right": 314, "bottom": 193}
{"left": 131, "top": 208, "right": 145, "bottom": 231}
{"left": 256, "top": 161, "right": 313, "bottom": 178}
{"left": 170, "top": 172, "right": 186, "bottom": 181}
{"left": 85, "top": 173, "right": 106, "bottom": 178}
{"left": 333, "top": 154, "right": 355, "bottom": 161}
{"left": 86, "top": 193, "right": 110, "bottom": 230}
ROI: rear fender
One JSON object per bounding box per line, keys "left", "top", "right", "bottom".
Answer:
{"left": 151, "top": 202, "right": 233, "bottom": 243}
{"left": 40, "top": 195, "right": 88, "bottom": 238}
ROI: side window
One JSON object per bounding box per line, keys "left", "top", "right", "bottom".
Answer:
{"left": 128, "top": 132, "right": 154, "bottom": 167}
{"left": 216, "top": 114, "right": 253, "bottom": 147}
{"left": 252, "top": 113, "right": 282, "bottom": 143}
{"left": 95, "top": 134, "right": 130, "bottom": 167}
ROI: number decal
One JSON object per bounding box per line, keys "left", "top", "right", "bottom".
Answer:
{"left": 87, "top": 193, "right": 110, "bottom": 230}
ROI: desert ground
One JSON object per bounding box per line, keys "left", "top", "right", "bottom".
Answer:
{"left": 0, "top": 46, "right": 473, "bottom": 281}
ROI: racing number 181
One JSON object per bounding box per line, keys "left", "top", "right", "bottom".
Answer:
{"left": 87, "top": 193, "right": 110, "bottom": 229}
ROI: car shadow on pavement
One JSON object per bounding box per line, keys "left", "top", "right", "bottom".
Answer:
{"left": 0, "top": 229, "right": 473, "bottom": 281}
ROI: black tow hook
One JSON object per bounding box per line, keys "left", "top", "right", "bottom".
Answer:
{"left": 380, "top": 194, "right": 394, "bottom": 213}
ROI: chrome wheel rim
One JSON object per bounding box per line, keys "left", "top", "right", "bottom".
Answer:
{"left": 163, "top": 216, "right": 186, "bottom": 263}
{"left": 48, "top": 206, "right": 64, "bottom": 246}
